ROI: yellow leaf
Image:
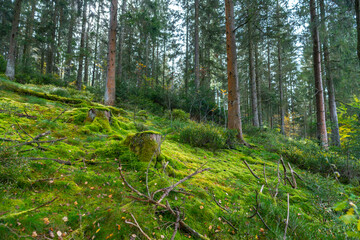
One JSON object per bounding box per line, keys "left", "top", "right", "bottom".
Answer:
{"left": 347, "top": 208, "right": 355, "bottom": 215}
{"left": 96, "top": 228, "right": 100, "bottom": 233}
{"left": 358, "top": 220, "right": 360, "bottom": 231}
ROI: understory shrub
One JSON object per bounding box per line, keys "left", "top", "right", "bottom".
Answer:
{"left": 167, "top": 109, "right": 190, "bottom": 121}
{"left": 179, "top": 123, "right": 227, "bottom": 150}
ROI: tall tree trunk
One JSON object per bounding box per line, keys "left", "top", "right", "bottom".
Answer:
{"left": 116, "top": 0, "right": 127, "bottom": 82}
{"left": 22, "top": 0, "right": 35, "bottom": 70}
{"left": 77, "top": 0, "right": 87, "bottom": 90}
{"left": 194, "top": 0, "right": 200, "bottom": 89}
{"left": 5, "top": 0, "right": 23, "bottom": 79}
{"left": 320, "top": 0, "right": 340, "bottom": 147}
{"left": 310, "top": 0, "right": 328, "bottom": 148}
{"left": 104, "top": 0, "right": 118, "bottom": 106}
{"left": 267, "top": 36, "right": 272, "bottom": 129}
{"left": 355, "top": 0, "right": 360, "bottom": 62}
{"left": 64, "top": 0, "right": 76, "bottom": 82}
{"left": 185, "top": 0, "right": 189, "bottom": 95}
{"left": 225, "top": 0, "right": 246, "bottom": 143}
{"left": 84, "top": 20, "right": 89, "bottom": 86}
{"left": 46, "top": 0, "right": 58, "bottom": 74}
{"left": 92, "top": 2, "right": 101, "bottom": 86}
{"left": 255, "top": 42, "right": 262, "bottom": 127}
{"left": 277, "top": 0, "right": 285, "bottom": 135}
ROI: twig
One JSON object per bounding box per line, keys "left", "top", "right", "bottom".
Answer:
{"left": 243, "top": 160, "right": 260, "bottom": 180}
{"left": 287, "top": 163, "right": 297, "bottom": 189}
{"left": 0, "top": 223, "right": 30, "bottom": 238}
{"left": 13, "top": 137, "right": 67, "bottom": 148}
{"left": 33, "top": 131, "right": 51, "bottom": 140}
{"left": 170, "top": 206, "right": 181, "bottom": 240}
{"left": 28, "top": 157, "right": 72, "bottom": 165}
{"left": 209, "top": 191, "right": 230, "bottom": 212}
{"left": 221, "top": 216, "right": 239, "bottom": 232}
{"left": 280, "top": 156, "right": 287, "bottom": 185}
{"left": 0, "top": 197, "right": 58, "bottom": 220}
{"left": 51, "top": 109, "right": 66, "bottom": 122}
{"left": 284, "top": 193, "right": 290, "bottom": 240}
{"left": 125, "top": 213, "right": 152, "bottom": 240}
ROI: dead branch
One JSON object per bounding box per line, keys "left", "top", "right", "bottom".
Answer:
{"left": 0, "top": 109, "right": 37, "bottom": 119}
{"left": 280, "top": 156, "right": 287, "bottom": 185}
{"left": 170, "top": 209, "right": 181, "bottom": 240}
{"left": 287, "top": 163, "right": 297, "bottom": 189}
{"left": 125, "top": 213, "right": 152, "bottom": 240}
{"left": 243, "top": 160, "right": 260, "bottom": 180}
{"left": 33, "top": 130, "right": 51, "bottom": 140}
{"left": 0, "top": 223, "right": 30, "bottom": 239}
{"left": 51, "top": 109, "right": 66, "bottom": 122}
{"left": 248, "top": 190, "right": 274, "bottom": 234}
{"left": 221, "top": 216, "right": 239, "bottom": 232}
{"left": 284, "top": 193, "right": 290, "bottom": 240}
{"left": 209, "top": 191, "right": 230, "bottom": 212}
{"left": 28, "top": 158, "right": 72, "bottom": 165}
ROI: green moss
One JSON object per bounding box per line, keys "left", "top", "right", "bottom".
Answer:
{"left": 124, "top": 131, "right": 162, "bottom": 162}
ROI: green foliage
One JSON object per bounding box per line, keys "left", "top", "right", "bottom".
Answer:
{"left": 0, "top": 54, "right": 6, "bottom": 73}
{"left": 179, "top": 122, "right": 226, "bottom": 150}
{"left": 334, "top": 194, "right": 360, "bottom": 238}
{"left": 167, "top": 109, "right": 190, "bottom": 121}
{"left": 0, "top": 143, "right": 27, "bottom": 184}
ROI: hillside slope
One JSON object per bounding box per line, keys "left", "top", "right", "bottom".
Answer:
{"left": 0, "top": 78, "right": 357, "bottom": 239}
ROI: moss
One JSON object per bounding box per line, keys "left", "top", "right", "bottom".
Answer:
{"left": 124, "top": 131, "right": 162, "bottom": 162}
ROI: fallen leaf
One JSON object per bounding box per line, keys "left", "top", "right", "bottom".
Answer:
{"left": 74, "top": 201, "right": 78, "bottom": 205}
{"left": 32, "top": 231, "right": 37, "bottom": 237}
{"left": 96, "top": 228, "right": 100, "bottom": 233}
{"left": 200, "top": 206, "right": 204, "bottom": 209}
{"left": 43, "top": 218, "right": 50, "bottom": 225}
{"left": 57, "top": 231, "right": 62, "bottom": 237}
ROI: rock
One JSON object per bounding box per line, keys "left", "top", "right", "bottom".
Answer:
{"left": 87, "top": 108, "right": 111, "bottom": 123}
{"left": 124, "top": 131, "right": 162, "bottom": 162}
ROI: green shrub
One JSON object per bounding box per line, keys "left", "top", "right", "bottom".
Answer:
{"left": 179, "top": 123, "right": 225, "bottom": 150}
{"left": 0, "top": 143, "right": 28, "bottom": 184}
{"left": 135, "top": 122, "right": 149, "bottom": 132}
{"left": 0, "top": 55, "right": 6, "bottom": 73}
{"left": 167, "top": 109, "right": 190, "bottom": 121}
{"left": 50, "top": 88, "right": 71, "bottom": 98}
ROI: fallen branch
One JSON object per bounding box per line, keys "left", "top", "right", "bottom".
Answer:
{"left": 51, "top": 109, "right": 66, "bottom": 122}
{"left": 280, "top": 157, "right": 287, "bottom": 185}
{"left": 0, "top": 109, "right": 37, "bottom": 119}
{"left": 0, "top": 197, "right": 58, "bottom": 220}
{"left": 284, "top": 193, "right": 290, "bottom": 240}
{"left": 221, "top": 216, "right": 238, "bottom": 232}
{"left": 28, "top": 158, "right": 71, "bottom": 165}
{"left": 243, "top": 160, "right": 260, "bottom": 180}
{"left": 0, "top": 223, "right": 30, "bottom": 239}
{"left": 125, "top": 213, "right": 152, "bottom": 240}
{"left": 209, "top": 191, "right": 230, "bottom": 212}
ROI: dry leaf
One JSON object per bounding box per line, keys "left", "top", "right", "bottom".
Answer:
{"left": 32, "top": 231, "right": 38, "bottom": 237}
{"left": 62, "top": 216, "right": 68, "bottom": 222}
{"left": 43, "top": 218, "right": 50, "bottom": 225}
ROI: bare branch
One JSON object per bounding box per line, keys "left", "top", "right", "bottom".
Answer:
{"left": 125, "top": 213, "right": 152, "bottom": 240}
{"left": 284, "top": 193, "right": 290, "bottom": 240}
{"left": 243, "top": 160, "right": 260, "bottom": 180}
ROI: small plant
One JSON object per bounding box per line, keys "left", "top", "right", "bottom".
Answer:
{"left": 167, "top": 109, "right": 190, "bottom": 121}
{"left": 179, "top": 123, "right": 226, "bottom": 150}
{"left": 0, "top": 55, "right": 6, "bottom": 73}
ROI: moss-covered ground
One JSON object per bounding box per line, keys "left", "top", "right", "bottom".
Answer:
{"left": 0, "top": 76, "right": 357, "bottom": 239}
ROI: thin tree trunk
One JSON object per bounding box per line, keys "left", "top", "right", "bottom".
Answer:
{"left": 310, "top": 0, "right": 328, "bottom": 148}
{"left": 92, "top": 2, "right": 101, "bottom": 86}
{"left": 277, "top": 0, "right": 285, "bottom": 135}
{"left": 64, "top": 0, "right": 76, "bottom": 82}
{"left": 267, "top": 36, "right": 272, "bottom": 129}
{"left": 77, "top": 0, "right": 87, "bottom": 90}
{"left": 46, "top": 0, "right": 58, "bottom": 74}
{"left": 185, "top": 0, "right": 189, "bottom": 95}
{"left": 104, "top": 0, "right": 118, "bottom": 106}
{"left": 355, "top": 0, "right": 360, "bottom": 62}
{"left": 248, "top": 17, "right": 259, "bottom": 127}
{"left": 22, "top": 0, "right": 35, "bottom": 70}
{"left": 5, "top": 0, "right": 23, "bottom": 79}
{"left": 320, "top": 0, "right": 340, "bottom": 147}
{"left": 225, "top": 0, "right": 246, "bottom": 143}
{"left": 116, "top": 0, "right": 127, "bottom": 82}
{"left": 194, "top": 0, "right": 200, "bottom": 89}
{"left": 84, "top": 20, "right": 90, "bottom": 86}
{"left": 255, "top": 42, "right": 262, "bottom": 127}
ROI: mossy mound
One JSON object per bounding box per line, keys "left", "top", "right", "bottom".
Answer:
{"left": 124, "top": 131, "right": 162, "bottom": 162}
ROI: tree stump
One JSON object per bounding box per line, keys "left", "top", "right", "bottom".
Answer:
{"left": 87, "top": 108, "right": 112, "bottom": 123}
{"left": 124, "top": 131, "right": 162, "bottom": 162}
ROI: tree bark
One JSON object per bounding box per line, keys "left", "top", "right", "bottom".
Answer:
{"left": 64, "top": 0, "right": 76, "bottom": 82}
{"left": 277, "top": 0, "right": 285, "bottom": 136}
{"left": 22, "top": 0, "right": 36, "bottom": 70}
{"left": 116, "top": 0, "right": 127, "bottom": 82}
{"left": 104, "top": 0, "right": 118, "bottom": 106}
{"left": 355, "top": 0, "right": 360, "bottom": 62}
{"left": 310, "top": 0, "right": 328, "bottom": 148}
{"left": 194, "top": 0, "right": 200, "bottom": 89}
{"left": 248, "top": 16, "right": 259, "bottom": 127}
{"left": 46, "top": 0, "right": 58, "bottom": 74}
{"left": 185, "top": 0, "right": 189, "bottom": 95}
{"left": 5, "top": 0, "right": 23, "bottom": 79}
{"left": 77, "top": 0, "right": 87, "bottom": 90}
{"left": 320, "top": 0, "right": 340, "bottom": 147}
{"left": 255, "top": 42, "right": 262, "bottom": 127}
{"left": 225, "top": 0, "right": 246, "bottom": 143}
{"left": 92, "top": 2, "right": 101, "bottom": 86}
{"left": 84, "top": 20, "right": 89, "bottom": 86}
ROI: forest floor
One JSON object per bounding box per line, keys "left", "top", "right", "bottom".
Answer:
{"left": 0, "top": 76, "right": 358, "bottom": 239}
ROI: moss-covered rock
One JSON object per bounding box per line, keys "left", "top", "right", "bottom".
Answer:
{"left": 124, "top": 131, "right": 162, "bottom": 162}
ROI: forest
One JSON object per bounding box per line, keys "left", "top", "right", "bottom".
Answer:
{"left": 1, "top": 0, "right": 360, "bottom": 239}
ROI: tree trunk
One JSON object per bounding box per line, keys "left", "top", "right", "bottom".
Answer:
{"left": 225, "top": 0, "right": 246, "bottom": 143}
{"left": 116, "top": 0, "right": 127, "bottom": 82}
{"left": 64, "top": 0, "right": 76, "bottom": 82}
{"left": 277, "top": 0, "right": 285, "bottom": 136}
{"left": 267, "top": 35, "right": 272, "bottom": 129}
{"left": 22, "top": 0, "right": 35, "bottom": 70}
{"left": 355, "top": 0, "right": 360, "bottom": 62}
{"left": 84, "top": 21, "right": 89, "bottom": 86}
{"left": 310, "top": 0, "right": 328, "bottom": 148}
{"left": 255, "top": 42, "right": 262, "bottom": 127}
{"left": 92, "top": 2, "right": 101, "bottom": 86}
{"left": 77, "top": 0, "right": 87, "bottom": 90}
{"left": 104, "top": 0, "right": 118, "bottom": 106}
{"left": 320, "top": 0, "right": 340, "bottom": 147}
{"left": 185, "top": 0, "right": 189, "bottom": 95}
{"left": 5, "top": 0, "right": 23, "bottom": 79}
{"left": 194, "top": 0, "right": 200, "bottom": 89}
{"left": 46, "top": 0, "right": 58, "bottom": 74}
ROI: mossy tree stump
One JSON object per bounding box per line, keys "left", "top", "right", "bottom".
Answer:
{"left": 87, "top": 108, "right": 112, "bottom": 123}
{"left": 124, "top": 131, "right": 162, "bottom": 162}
